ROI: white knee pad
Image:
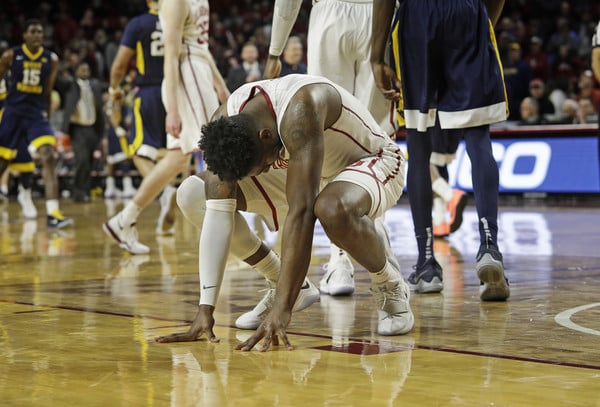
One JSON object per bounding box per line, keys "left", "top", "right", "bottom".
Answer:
{"left": 176, "top": 175, "right": 206, "bottom": 228}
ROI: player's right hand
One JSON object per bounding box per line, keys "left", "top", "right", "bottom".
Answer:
{"left": 109, "top": 86, "right": 124, "bottom": 104}
{"left": 155, "top": 305, "right": 219, "bottom": 343}
{"left": 166, "top": 111, "right": 182, "bottom": 138}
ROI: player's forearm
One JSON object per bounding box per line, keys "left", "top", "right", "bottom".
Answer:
{"left": 274, "top": 210, "right": 315, "bottom": 311}
{"left": 483, "top": 0, "right": 505, "bottom": 26}
{"left": 371, "top": 0, "right": 396, "bottom": 64}
{"left": 269, "top": 0, "right": 303, "bottom": 56}
{"left": 109, "top": 63, "right": 127, "bottom": 90}
{"left": 163, "top": 51, "right": 180, "bottom": 114}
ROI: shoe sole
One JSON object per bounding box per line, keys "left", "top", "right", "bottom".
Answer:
{"left": 320, "top": 284, "right": 354, "bottom": 296}
{"left": 450, "top": 194, "right": 468, "bottom": 233}
{"left": 48, "top": 219, "right": 74, "bottom": 229}
{"left": 409, "top": 277, "right": 444, "bottom": 294}
{"left": 476, "top": 254, "right": 510, "bottom": 301}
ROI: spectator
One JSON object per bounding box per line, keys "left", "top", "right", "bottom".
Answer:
{"left": 551, "top": 44, "right": 586, "bottom": 95}
{"left": 524, "top": 36, "right": 549, "bottom": 81}
{"left": 528, "top": 78, "right": 555, "bottom": 119}
{"left": 226, "top": 42, "right": 263, "bottom": 92}
{"left": 503, "top": 42, "right": 532, "bottom": 121}
{"left": 60, "top": 62, "right": 105, "bottom": 202}
{"left": 575, "top": 70, "right": 600, "bottom": 112}
{"left": 518, "top": 97, "right": 543, "bottom": 125}
{"left": 279, "top": 36, "right": 306, "bottom": 77}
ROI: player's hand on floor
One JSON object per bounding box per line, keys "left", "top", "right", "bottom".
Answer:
{"left": 235, "top": 307, "right": 293, "bottom": 352}
{"left": 155, "top": 305, "right": 219, "bottom": 343}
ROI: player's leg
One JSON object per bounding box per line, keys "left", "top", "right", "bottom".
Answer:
{"left": 28, "top": 119, "right": 73, "bottom": 228}
{"left": 314, "top": 149, "right": 413, "bottom": 335}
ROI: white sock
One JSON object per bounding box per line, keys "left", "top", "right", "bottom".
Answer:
{"left": 252, "top": 251, "right": 280, "bottom": 285}
{"left": 370, "top": 260, "right": 399, "bottom": 285}
{"left": 122, "top": 176, "right": 134, "bottom": 190}
{"left": 106, "top": 176, "right": 115, "bottom": 189}
{"left": 199, "top": 199, "right": 236, "bottom": 306}
{"left": 432, "top": 178, "right": 453, "bottom": 202}
{"left": 0, "top": 185, "right": 7, "bottom": 195}
{"left": 46, "top": 199, "right": 59, "bottom": 214}
{"left": 120, "top": 201, "right": 142, "bottom": 224}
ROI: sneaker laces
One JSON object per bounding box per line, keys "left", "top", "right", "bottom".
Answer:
{"left": 252, "top": 287, "right": 276, "bottom": 316}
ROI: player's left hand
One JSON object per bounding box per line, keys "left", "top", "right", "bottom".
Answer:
{"left": 235, "top": 307, "right": 293, "bottom": 352}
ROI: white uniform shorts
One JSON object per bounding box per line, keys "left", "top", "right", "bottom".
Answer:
{"left": 162, "top": 54, "right": 220, "bottom": 154}
{"left": 307, "top": 0, "right": 396, "bottom": 136}
{"left": 238, "top": 144, "right": 405, "bottom": 231}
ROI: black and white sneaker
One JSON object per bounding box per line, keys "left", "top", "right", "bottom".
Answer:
{"left": 408, "top": 257, "right": 444, "bottom": 293}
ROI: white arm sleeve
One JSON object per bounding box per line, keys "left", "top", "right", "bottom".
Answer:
{"left": 198, "top": 199, "right": 236, "bottom": 306}
{"left": 269, "top": 0, "right": 304, "bottom": 56}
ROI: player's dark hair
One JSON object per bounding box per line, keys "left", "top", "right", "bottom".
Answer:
{"left": 23, "top": 19, "right": 43, "bottom": 32}
{"left": 199, "top": 115, "right": 258, "bottom": 182}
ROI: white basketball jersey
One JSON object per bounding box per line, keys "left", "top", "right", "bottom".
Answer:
{"left": 161, "top": 0, "right": 210, "bottom": 58}
{"left": 227, "top": 74, "right": 395, "bottom": 181}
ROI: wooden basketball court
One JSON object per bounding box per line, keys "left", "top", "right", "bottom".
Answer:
{"left": 1, "top": 196, "right": 599, "bottom": 405}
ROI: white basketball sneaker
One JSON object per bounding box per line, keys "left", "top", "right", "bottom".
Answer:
{"left": 103, "top": 213, "right": 150, "bottom": 255}
{"left": 320, "top": 253, "right": 355, "bottom": 296}
{"left": 371, "top": 276, "right": 414, "bottom": 336}
{"left": 235, "top": 278, "right": 320, "bottom": 330}
{"left": 17, "top": 187, "right": 37, "bottom": 219}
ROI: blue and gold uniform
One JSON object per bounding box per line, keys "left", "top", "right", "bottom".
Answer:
{"left": 120, "top": 8, "right": 166, "bottom": 161}
{"left": 0, "top": 45, "right": 56, "bottom": 161}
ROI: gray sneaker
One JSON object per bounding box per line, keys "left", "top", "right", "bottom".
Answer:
{"left": 476, "top": 245, "right": 510, "bottom": 301}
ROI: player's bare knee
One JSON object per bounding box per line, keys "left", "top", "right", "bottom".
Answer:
{"left": 37, "top": 145, "right": 55, "bottom": 165}
{"left": 176, "top": 175, "right": 206, "bottom": 228}
{"left": 314, "top": 196, "right": 349, "bottom": 232}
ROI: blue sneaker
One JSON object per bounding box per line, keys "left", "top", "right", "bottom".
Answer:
{"left": 408, "top": 257, "right": 444, "bottom": 293}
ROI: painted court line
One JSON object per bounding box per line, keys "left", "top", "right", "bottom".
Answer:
{"left": 554, "top": 303, "right": 600, "bottom": 336}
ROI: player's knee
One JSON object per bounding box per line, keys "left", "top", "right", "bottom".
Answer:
{"left": 176, "top": 175, "right": 206, "bottom": 228}
{"left": 314, "top": 195, "right": 349, "bottom": 232}
{"left": 36, "top": 144, "right": 55, "bottom": 163}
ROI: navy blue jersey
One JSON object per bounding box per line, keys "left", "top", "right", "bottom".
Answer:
{"left": 5, "top": 45, "right": 55, "bottom": 117}
{"left": 121, "top": 10, "right": 164, "bottom": 86}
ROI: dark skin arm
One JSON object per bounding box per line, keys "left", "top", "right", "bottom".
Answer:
{"left": 236, "top": 84, "right": 341, "bottom": 351}
{"left": 370, "top": 0, "right": 401, "bottom": 101}
{"left": 155, "top": 104, "right": 235, "bottom": 344}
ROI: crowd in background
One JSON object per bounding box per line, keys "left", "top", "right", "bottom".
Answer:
{"left": 0, "top": 0, "right": 599, "bottom": 157}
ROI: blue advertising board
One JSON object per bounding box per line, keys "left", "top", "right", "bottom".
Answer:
{"left": 395, "top": 128, "right": 600, "bottom": 193}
